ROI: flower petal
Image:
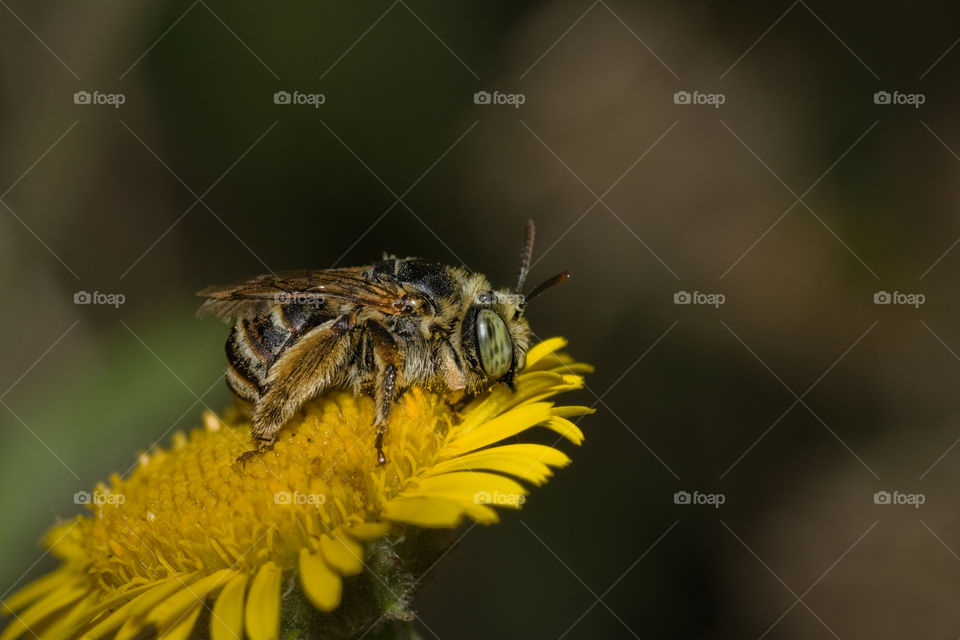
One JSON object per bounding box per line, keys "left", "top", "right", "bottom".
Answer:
{"left": 299, "top": 549, "right": 342, "bottom": 612}
{"left": 443, "top": 403, "right": 555, "bottom": 455}
{"left": 382, "top": 496, "right": 498, "bottom": 527}
{"left": 542, "top": 416, "right": 585, "bottom": 445}
{"left": 342, "top": 521, "right": 392, "bottom": 541}
{"left": 78, "top": 577, "right": 184, "bottom": 640}
{"left": 457, "top": 373, "right": 577, "bottom": 431}
{"left": 523, "top": 337, "right": 567, "bottom": 367}
{"left": 59, "top": 581, "right": 165, "bottom": 640}
{"left": 0, "top": 580, "right": 86, "bottom": 640}
{"left": 320, "top": 533, "right": 364, "bottom": 576}
{"left": 404, "top": 471, "right": 528, "bottom": 508}
{"left": 210, "top": 573, "right": 248, "bottom": 640}
{"left": 552, "top": 405, "right": 594, "bottom": 419}
{"left": 158, "top": 602, "right": 202, "bottom": 640}
{"left": 37, "top": 593, "right": 96, "bottom": 640}
{"left": 146, "top": 569, "right": 235, "bottom": 628}
{"left": 1, "top": 567, "right": 71, "bottom": 615}
{"left": 244, "top": 562, "right": 282, "bottom": 640}
{"left": 424, "top": 444, "right": 571, "bottom": 485}
{"left": 111, "top": 576, "right": 196, "bottom": 640}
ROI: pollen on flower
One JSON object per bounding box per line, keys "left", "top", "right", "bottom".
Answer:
{"left": 1, "top": 338, "right": 592, "bottom": 640}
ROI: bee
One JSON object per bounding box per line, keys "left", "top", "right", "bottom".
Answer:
{"left": 197, "top": 220, "right": 569, "bottom": 465}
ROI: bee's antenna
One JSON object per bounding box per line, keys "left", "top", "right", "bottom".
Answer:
{"left": 524, "top": 271, "right": 570, "bottom": 305}
{"left": 515, "top": 219, "right": 535, "bottom": 293}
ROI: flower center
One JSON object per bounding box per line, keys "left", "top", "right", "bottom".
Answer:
{"left": 75, "top": 389, "right": 450, "bottom": 592}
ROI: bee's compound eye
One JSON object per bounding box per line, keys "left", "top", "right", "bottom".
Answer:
{"left": 476, "top": 309, "right": 513, "bottom": 379}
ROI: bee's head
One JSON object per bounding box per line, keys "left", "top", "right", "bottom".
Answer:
{"left": 460, "top": 220, "right": 568, "bottom": 390}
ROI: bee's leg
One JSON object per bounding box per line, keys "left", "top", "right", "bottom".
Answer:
{"left": 229, "top": 387, "right": 272, "bottom": 464}
{"left": 236, "top": 417, "right": 280, "bottom": 465}
{"left": 239, "top": 317, "right": 354, "bottom": 465}
{"left": 373, "top": 364, "right": 396, "bottom": 465}
{"left": 236, "top": 436, "right": 275, "bottom": 465}
{"left": 366, "top": 321, "right": 401, "bottom": 466}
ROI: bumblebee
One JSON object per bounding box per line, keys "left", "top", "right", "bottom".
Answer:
{"left": 197, "top": 221, "right": 568, "bottom": 464}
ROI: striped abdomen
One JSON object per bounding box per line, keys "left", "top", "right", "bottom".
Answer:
{"left": 224, "top": 302, "right": 332, "bottom": 407}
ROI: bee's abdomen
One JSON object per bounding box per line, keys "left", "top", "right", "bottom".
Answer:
{"left": 224, "top": 303, "right": 333, "bottom": 403}
{"left": 225, "top": 308, "right": 291, "bottom": 400}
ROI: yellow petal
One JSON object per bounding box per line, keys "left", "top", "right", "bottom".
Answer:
{"left": 552, "top": 405, "right": 595, "bottom": 418}
{"left": 342, "top": 521, "right": 391, "bottom": 541}
{"left": 404, "top": 471, "right": 528, "bottom": 508}
{"left": 159, "top": 602, "right": 203, "bottom": 640}
{"left": 320, "top": 533, "right": 364, "bottom": 576}
{"left": 0, "top": 580, "right": 86, "bottom": 640}
{"left": 92, "top": 576, "right": 190, "bottom": 640}
{"left": 457, "top": 374, "right": 569, "bottom": 431}
{"left": 547, "top": 361, "right": 594, "bottom": 375}
{"left": 37, "top": 593, "right": 97, "bottom": 640}
{"left": 542, "top": 416, "right": 585, "bottom": 445}
{"left": 524, "top": 337, "right": 568, "bottom": 367}
{"left": 59, "top": 582, "right": 163, "bottom": 640}
{"left": 244, "top": 562, "right": 282, "bottom": 640}
{"left": 1, "top": 568, "right": 71, "bottom": 615}
{"left": 42, "top": 520, "right": 85, "bottom": 561}
{"left": 382, "top": 496, "right": 498, "bottom": 527}
{"left": 299, "top": 549, "right": 342, "bottom": 612}
{"left": 444, "top": 403, "right": 555, "bottom": 455}
{"left": 126, "top": 576, "right": 195, "bottom": 620}
{"left": 146, "top": 569, "right": 236, "bottom": 628}
{"left": 424, "top": 444, "right": 571, "bottom": 485}
{"left": 211, "top": 573, "right": 248, "bottom": 640}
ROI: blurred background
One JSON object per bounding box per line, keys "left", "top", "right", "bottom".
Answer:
{"left": 3, "top": 1, "right": 960, "bottom": 637}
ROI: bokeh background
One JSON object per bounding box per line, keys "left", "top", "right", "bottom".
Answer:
{"left": 3, "top": 1, "right": 960, "bottom": 637}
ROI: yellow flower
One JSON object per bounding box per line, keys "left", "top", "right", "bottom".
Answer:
{"left": 1, "top": 338, "right": 591, "bottom": 640}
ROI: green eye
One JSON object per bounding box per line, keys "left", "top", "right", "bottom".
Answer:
{"left": 476, "top": 309, "right": 513, "bottom": 379}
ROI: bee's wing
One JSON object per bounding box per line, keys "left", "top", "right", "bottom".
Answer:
{"left": 196, "top": 268, "right": 408, "bottom": 321}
